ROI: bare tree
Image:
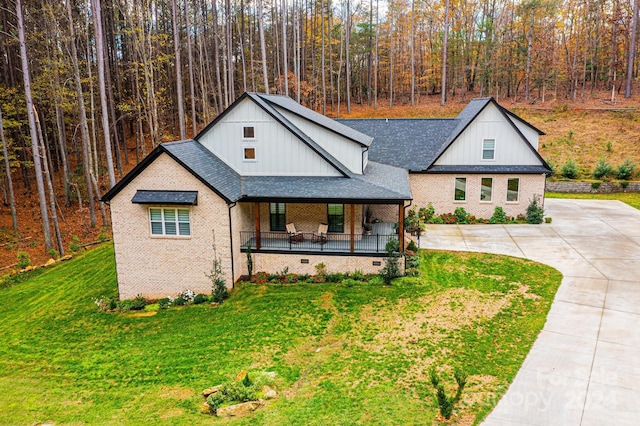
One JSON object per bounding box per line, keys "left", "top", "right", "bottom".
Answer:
{"left": 0, "top": 107, "right": 17, "bottom": 230}
{"left": 441, "top": 0, "right": 450, "bottom": 105}
{"left": 626, "top": 0, "right": 638, "bottom": 98}
{"left": 91, "top": 0, "right": 116, "bottom": 188}
{"left": 171, "top": 0, "right": 187, "bottom": 139}
{"left": 258, "top": 0, "right": 270, "bottom": 93}
{"left": 16, "top": 0, "right": 52, "bottom": 251}
{"left": 184, "top": 0, "right": 197, "bottom": 135}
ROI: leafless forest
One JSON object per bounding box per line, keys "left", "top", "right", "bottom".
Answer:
{"left": 0, "top": 0, "right": 638, "bottom": 256}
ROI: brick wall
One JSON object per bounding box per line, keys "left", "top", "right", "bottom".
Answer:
{"left": 249, "top": 252, "right": 403, "bottom": 276}
{"left": 409, "top": 173, "right": 547, "bottom": 218}
{"left": 545, "top": 181, "right": 640, "bottom": 193}
{"left": 367, "top": 204, "right": 401, "bottom": 223}
{"left": 257, "top": 202, "right": 363, "bottom": 235}
{"left": 110, "top": 153, "right": 234, "bottom": 299}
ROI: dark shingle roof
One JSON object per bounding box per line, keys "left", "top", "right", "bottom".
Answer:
{"left": 131, "top": 190, "right": 198, "bottom": 205}
{"left": 336, "top": 118, "right": 459, "bottom": 171}
{"left": 239, "top": 161, "right": 410, "bottom": 202}
{"left": 256, "top": 93, "right": 373, "bottom": 146}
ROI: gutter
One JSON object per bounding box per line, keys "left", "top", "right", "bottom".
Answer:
{"left": 228, "top": 202, "right": 237, "bottom": 288}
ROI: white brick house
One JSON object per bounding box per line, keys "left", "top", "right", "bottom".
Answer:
{"left": 103, "top": 94, "right": 550, "bottom": 299}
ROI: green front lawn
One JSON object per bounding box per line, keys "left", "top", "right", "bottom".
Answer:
{"left": 0, "top": 244, "right": 561, "bottom": 425}
{"left": 546, "top": 191, "right": 640, "bottom": 210}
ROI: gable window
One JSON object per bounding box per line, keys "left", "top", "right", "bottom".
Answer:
{"left": 270, "top": 203, "right": 286, "bottom": 231}
{"left": 482, "top": 139, "right": 495, "bottom": 160}
{"left": 244, "top": 147, "right": 256, "bottom": 160}
{"left": 454, "top": 178, "right": 467, "bottom": 201}
{"left": 327, "top": 204, "right": 344, "bottom": 233}
{"left": 150, "top": 208, "right": 191, "bottom": 236}
{"left": 243, "top": 126, "right": 255, "bottom": 139}
{"left": 480, "top": 178, "right": 493, "bottom": 202}
{"left": 507, "top": 178, "right": 520, "bottom": 202}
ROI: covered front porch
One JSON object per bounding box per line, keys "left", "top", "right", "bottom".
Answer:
{"left": 237, "top": 201, "right": 406, "bottom": 255}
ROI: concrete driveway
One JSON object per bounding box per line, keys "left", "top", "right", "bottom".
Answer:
{"left": 420, "top": 199, "right": 640, "bottom": 425}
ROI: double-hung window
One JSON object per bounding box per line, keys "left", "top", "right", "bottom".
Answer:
{"left": 480, "top": 178, "right": 493, "bottom": 202}
{"left": 507, "top": 178, "right": 520, "bottom": 202}
{"left": 454, "top": 178, "right": 467, "bottom": 201}
{"left": 150, "top": 208, "right": 191, "bottom": 236}
{"left": 482, "top": 139, "right": 495, "bottom": 160}
{"left": 327, "top": 204, "right": 344, "bottom": 232}
{"left": 270, "top": 203, "right": 286, "bottom": 231}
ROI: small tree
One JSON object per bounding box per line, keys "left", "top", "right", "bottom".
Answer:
{"left": 561, "top": 158, "right": 578, "bottom": 179}
{"left": 490, "top": 206, "right": 508, "bottom": 224}
{"left": 526, "top": 195, "right": 544, "bottom": 224}
{"left": 380, "top": 237, "right": 402, "bottom": 285}
{"left": 616, "top": 158, "right": 636, "bottom": 180}
{"left": 593, "top": 158, "right": 613, "bottom": 179}
{"left": 429, "top": 367, "right": 467, "bottom": 420}
{"left": 206, "top": 230, "right": 229, "bottom": 303}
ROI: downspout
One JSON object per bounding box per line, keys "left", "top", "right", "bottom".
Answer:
{"left": 361, "top": 146, "right": 369, "bottom": 174}
{"left": 228, "top": 201, "right": 237, "bottom": 288}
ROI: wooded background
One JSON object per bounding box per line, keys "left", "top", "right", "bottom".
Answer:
{"left": 0, "top": 0, "right": 638, "bottom": 256}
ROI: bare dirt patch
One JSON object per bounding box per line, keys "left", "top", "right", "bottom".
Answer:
{"left": 157, "top": 386, "right": 194, "bottom": 401}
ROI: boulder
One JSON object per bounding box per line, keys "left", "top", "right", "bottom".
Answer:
{"left": 60, "top": 255, "right": 73, "bottom": 261}
{"left": 216, "top": 400, "right": 263, "bottom": 417}
{"left": 202, "top": 384, "right": 223, "bottom": 397}
{"left": 200, "top": 401, "right": 211, "bottom": 414}
{"left": 261, "top": 385, "right": 277, "bottom": 400}
{"left": 44, "top": 258, "right": 56, "bottom": 267}
{"left": 235, "top": 370, "right": 248, "bottom": 382}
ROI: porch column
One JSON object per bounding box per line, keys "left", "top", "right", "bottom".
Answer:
{"left": 254, "top": 202, "right": 261, "bottom": 250}
{"left": 350, "top": 204, "right": 355, "bottom": 253}
{"left": 398, "top": 203, "right": 405, "bottom": 252}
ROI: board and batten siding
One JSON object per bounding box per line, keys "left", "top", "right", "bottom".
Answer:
{"left": 508, "top": 115, "right": 540, "bottom": 150}
{"left": 198, "top": 98, "right": 341, "bottom": 176}
{"left": 435, "top": 103, "right": 541, "bottom": 166}
{"left": 275, "top": 106, "right": 365, "bottom": 174}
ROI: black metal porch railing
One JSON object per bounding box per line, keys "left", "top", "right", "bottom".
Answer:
{"left": 239, "top": 231, "right": 396, "bottom": 254}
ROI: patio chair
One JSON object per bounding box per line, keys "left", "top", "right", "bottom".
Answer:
{"left": 286, "top": 223, "right": 304, "bottom": 243}
{"left": 312, "top": 223, "right": 328, "bottom": 244}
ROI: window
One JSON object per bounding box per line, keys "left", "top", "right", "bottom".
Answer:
{"left": 243, "top": 126, "right": 255, "bottom": 139}
{"left": 327, "top": 204, "right": 344, "bottom": 232}
{"left": 270, "top": 203, "right": 286, "bottom": 231}
{"left": 480, "top": 178, "right": 493, "bottom": 201}
{"left": 244, "top": 147, "right": 256, "bottom": 160}
{"left": 482, "top": 139, "right": 495, "bottom": 160}
{"left": 150, "top": 208, "right": 191, "bottom": 236}
{"left": 454, "top": 178, "right": 467, "bottom": 201}
{"left": 507, "top": 178, "right": 520, "bottom": 202}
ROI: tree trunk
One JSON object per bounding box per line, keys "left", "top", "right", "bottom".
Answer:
{"left": 441, "top": 0, "right": 450, "bottom": 105}
{"left": 185, "top": 0, "right": 198, "bottom": 135}
{"left": 0, "top": 107, "right": 17, "bottom": 230}
{"left": 172, "top": 0, "right": 187, "bottom": 139}
{"left": 67, "top": 0, "right": 96, "bottom": 228}
{"left": 282, "top": 0, "right": 289, "bottom": 95}
{"left": 346, "top": 0, "right": 351, "bottom": 113}
{"left": 91, "top": 0, "right": 116, "bottom": 188}
{"left": 625, "top": 0, "right": 638, "bottom": 98}
{"left": 16, "top": 0, "right": 52, "bottom": 251}
{"left": 525, "top": 6, "right": 534, "bottom": 101}
{"left": 410, "top": 0, "right": 415, "bottom": 105}
{"left": 258, "top": 0, "right": 270, "bottom": 93}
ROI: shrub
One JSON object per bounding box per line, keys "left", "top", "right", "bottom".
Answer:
{"left": 350, "top": 270, "right": 365, "bottom": 281}
{"left": 561, "top": 158, "right": 578, "bottom": 179}
{"left": 129, "top": 295, "right": 147, "bottom": 310}
{"left": 429, "top": 216, "right": 445, "bottom": 224}
{"left": 193, "top": 293, "right": 207, "bottom": 304}
{"left": 591, "top": 181, "right": 601, "bottom": 190}
{"left": 267, "top": 274, "right": 279, "bottom": 282}
{"left": 284, "top": 273, "right": 299, "bottom": 283}
{"left": 325, "top": 272, "right": 344, "bottom": 283}
{"left": 439, "top": 213, "right": 457, "bottom": 224}
{"left": 251, "top": 272, "right": 268, "bottom": 284}
{"left": 380, "top": 237, "right": 401, "bottom": 285}
{"left": 69, "top": 236, "right": 82, "bottom": 252}
{"left": 345, "top": 278, "right": 358, "bottom": 287}
{"left": 16, "top": 251, "right": 31, "bottom": 270}
{"left": 246, "top": 244, "right": 253, "bottom": 279}
{"left": 173, "top": 296, "right": 187, "bottom": 306}
{"left": 385, "top": 237, "right": 400, "bottom": 253}
{"left": 97, "top": 227, "right": 109, "bottom": 242}
{"left": 593, "top": 158, "right": 613, "bottom": 179}
{"left": 314, "top": 263, "right": 327, "bottom": 282}
{"left": 419, "top": 203, "right": 436, "bottom": 223}
{"left": 406, "top": 240, "right": 418, "bottom": 252}
{"left": 615, "top": 158, "right": 636, "bottom": 180}
{"left": 453, "top": 207, "right": 470, "bottom": 224}
{"left": 405, "top": 253, "right": 421, "bottom": 270}
{"left": 211, "top": 281, "right": 229, "bottom": 303}
{"left": 489, "top": 206, "right": 508, "bottom": 224}
{"left": 47, "top": 248, "right": 59, "bottom": 259}
{"left": 404, "top": 208, "right": 422, "bottom": 234}
{"left": 117, "top": 299, "right": 135, "bottom": 312}
{"left": 95, "top": 295, "right": 116, "bottom": 312}
{"left": 526, "top": 195, "right": 544, "bottom": 224}
{"left": 621, "top": 181, "right": 630, "bottom": 189}
{"left": 298, "top": 273, "right": 311, "bottom": 282}
{"left": 179, "top": 289, "right": 196, "bottom": 303}
{"left": 429, "top": 367, "right": 467, "bottom": 420}
{"left": 207, "top": 230, "right": 229, "bottom": 303}
{"left": 158, "top": 298, "right": 171, "bottom": 309}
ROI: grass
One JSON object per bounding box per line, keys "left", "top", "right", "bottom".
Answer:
{"left": 546, "top": 192, "right": 640, "bottom": 210}
{"left": 0, "top": 244, "right": 562, "bottom": 425}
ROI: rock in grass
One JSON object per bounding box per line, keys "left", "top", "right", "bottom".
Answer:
{"left": 202, "top": 384, "right": 223, "bottom": 397}
{"left": 262, "top": 385, "right": 277, "bottom": 399}
{"left": 216, "top": 400, "right": 263, "bottom": 417}
{"left": 44, "top": 258, "right": 56, "bottom": 267}
{"left": 200, "top": 401, "right": 211, "bottom": 414}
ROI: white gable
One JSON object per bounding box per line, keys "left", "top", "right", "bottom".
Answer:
{"left": 197, "top": 98, "right": 341, "bottom": 177}
{"left": 435, "top": 103, "right": 542, "bottom": 166}
{"left": 508, "top": 114, "right": 540, "bottom": 150}
{"left": 274, "top": 106, "right": 365, "bottom": 174}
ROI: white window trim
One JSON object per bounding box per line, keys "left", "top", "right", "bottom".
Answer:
{"left": 149, "top": 207, "right": 192, "bottom": 238}
{"left": 481, "top": 138, "right": 496, "bottom": 161}
{"left": 242, "top": 125, "right": 256, "bottom": 140}
{"left": 243, "top": 146, "right": 257, "bottom": 162}
{"left": 480, "top": 177, "right": 493, "bottom": 203}
{"left": 453, "top": 177, "right": 467, "bottom": 203}
{"left": 506, "top": 177, "right": 520, "bottom": 203}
